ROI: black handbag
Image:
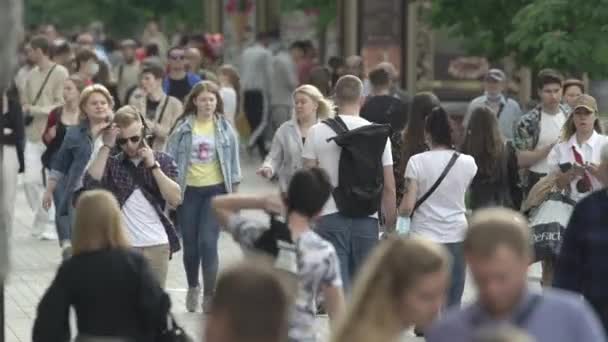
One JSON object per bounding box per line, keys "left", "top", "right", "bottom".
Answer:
{"left": 156, "top": 314, "right": 193, "bottom": 342}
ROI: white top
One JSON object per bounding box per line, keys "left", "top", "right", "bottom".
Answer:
{"left": 121, "top": 189, "right": 169, "bottom": 247}
{"left": 405, "top": 150, "right": 477, "bottom": 243}
{"left": 219, "top": 87, "right": 237, "bottom": 125}
{"left": 547, "top": 131, "right": 608, "bottom": 202}
{"left": 530, "top": 110, "right": 567, "bottom": 174}
{"left": 302, "top": 114, "right": 393, "bottom": 217}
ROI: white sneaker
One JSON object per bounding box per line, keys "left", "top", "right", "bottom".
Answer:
{"left": 186, "top": 287, "right": 200, "bottom": 313}
{"left": 40, "top": 228, "right": 58, "bottom": 241}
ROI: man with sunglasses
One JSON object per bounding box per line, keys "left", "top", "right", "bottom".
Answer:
{"left": 163, "top": 46, "right": 201, "bottom": 102}
{"left": 83, "top": 106, "right": 182, "bottom": 287}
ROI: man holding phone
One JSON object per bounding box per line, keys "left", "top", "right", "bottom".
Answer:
{"left": 83, "top": 105, "right": 182, "bottom": 287}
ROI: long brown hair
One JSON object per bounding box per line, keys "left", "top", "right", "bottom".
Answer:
{"left": 331, "top": 238, "right": 449, "bottom": 342}
{"left": 399, "top": 92, "right": 440, "bottom": 172}
{"left": 178, "top": 80, "right": 225, "bottom": 122}
{"left": 461, "top": 106, "right": 505, "bottom": 177}
{"left": 72, "top": 190, "right": 129, "bottom": 255}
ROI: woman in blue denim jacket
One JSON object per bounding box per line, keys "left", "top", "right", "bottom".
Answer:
{"left": 166, "top": 81, "right": 241, "bottom": 313}
{"left": 41, "top": 84, "right": 115, "bottom": 254}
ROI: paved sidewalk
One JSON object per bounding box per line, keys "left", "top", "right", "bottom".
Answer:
{"left": 4, "top": 155, "right": 541, "bottom": 341}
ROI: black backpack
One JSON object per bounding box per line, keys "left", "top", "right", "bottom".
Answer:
{"left": 323, "top": 116, "right": 392, "bottom": 217}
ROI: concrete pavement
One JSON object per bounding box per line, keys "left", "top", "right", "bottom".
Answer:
{"left": 4, "top": 154, "right": 541, "bottom": 341}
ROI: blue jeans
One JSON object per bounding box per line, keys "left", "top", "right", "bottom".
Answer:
{"left": 178, "top": 184, "right": 226, "bottom": 294}
{"left": 53, "top": 176, "right": 72, "bottom": 245}
{"left": 443, "top": 242, "right": 465, "bottom": 308}
{"left": 315, "top": 213, "right": 379, "bottom": 290}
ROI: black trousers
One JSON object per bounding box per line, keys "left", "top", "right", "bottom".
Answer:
{"left": 243, "top": 89, "right": 267, "bottom": 159}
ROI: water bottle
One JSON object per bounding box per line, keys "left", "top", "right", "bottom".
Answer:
{"left": 396, "top": 215, "right": 411, "bottom": 236}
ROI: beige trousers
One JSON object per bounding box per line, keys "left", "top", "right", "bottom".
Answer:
{"left": 134, "top": 244, "right": 170, "bottom": 288}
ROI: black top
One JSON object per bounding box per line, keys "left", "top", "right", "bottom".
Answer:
{"left": 32, "top": 248, "right": 170, "bottom": 342}
{"left": 469, "top": 142, "right": 522, "bottom": 210}
{"left": 361, "top": 95, "right": 408, "bottom": 131}
{"left": 0, "top": 95, "right": 25, "bottom": 173}
{"left": 146, "top": 98, "right": 160, "bottom": 121}
{"left": 167, "top": 76, "right": 191, "bottom": 102}
{"left": 361, "top": 95, "right": 408, "bottom": 204}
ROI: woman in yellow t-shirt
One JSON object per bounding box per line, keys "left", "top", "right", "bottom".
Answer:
{"left": 167, "top": 81, "right": 241, "bottom": 313}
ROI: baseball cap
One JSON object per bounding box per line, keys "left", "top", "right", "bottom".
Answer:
{"left": 485, "top": 68, "right": 506, "bottom": 82}
{"left": 573, "top": 94, "right": 598, "bottom": 113}
{"left": 120, "top": 39, "right": 137, "bottom": 48}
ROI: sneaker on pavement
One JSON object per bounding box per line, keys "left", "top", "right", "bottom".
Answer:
{"left": 61, "top": 245, "right": 73, "bottom": 261}
{"left": 186, "top": 287, "right": 200, "bottom": 313}
{"left": 40, "top": 229, "right": 58, "bottom": 241}
{"left": 202, "top": 295, "right": 213, "bottom": 314}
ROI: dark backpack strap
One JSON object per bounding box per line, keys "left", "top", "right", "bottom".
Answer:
{"left": 496, "top": 102, "right": 506, "bottom": 119}
{"left": 156, "top": 96, "right": 170, "bottom": 124}
{"left": 411, "top": 152, "right": 460, "bottom": 216}
{"left": 32, "top": 64, "right": 58, "bottom": 105}
{"left": 322, "top": 116, "right": 348, "bottom": 140}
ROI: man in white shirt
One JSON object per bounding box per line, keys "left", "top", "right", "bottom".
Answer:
{"left": 84, "top": 106, "right": 182, "bottom": 287}
{"left": 514, "top": 69, "right": 569, "bottom": 196}
{"left": 303, "top": 75, "right": 396, "bottom": 288}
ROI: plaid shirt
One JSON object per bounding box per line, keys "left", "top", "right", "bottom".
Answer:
{"left": 83, "top": 151, "right": 181, "bottom": 253}
{"left": 554, "top": 189, "right": 608, "bottom": 302}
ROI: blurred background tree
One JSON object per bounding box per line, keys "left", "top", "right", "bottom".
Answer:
{"left": 429, "top": 0, "right": 608, "bottom": 77}
{"left": 24, "top": 0, "right": 204, "bottom": 37}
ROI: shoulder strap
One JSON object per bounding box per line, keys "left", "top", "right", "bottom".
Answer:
{"left": 322, "top": 117, "right": 348, "bottom": 138}
{"left": 496, "top": 102, "right": 506, "bottom": 119}
{"left": 118, "top": 64, "right": 124, "bottom": 83}
{"left": 156, "top": 96, "right": 170, "bottom": 124}
{"left": 32, "top": 64, "right": 58, "bottom": 106}
{"left": 411, "top": 152, "right": 460, "bottom": 216}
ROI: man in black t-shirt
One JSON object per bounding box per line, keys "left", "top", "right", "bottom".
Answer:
{"left": 162, "top": 47, "right": 201, "bottom": 102}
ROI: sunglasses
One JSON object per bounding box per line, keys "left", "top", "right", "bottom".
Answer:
{"left": 169, "top": 55, "right": 185, "bottom": 60}
{"left": 117, "top": 135, "right": 142, "bottom": 146}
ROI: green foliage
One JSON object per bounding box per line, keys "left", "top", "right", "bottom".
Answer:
{"left": 281, "top": 0, "right": 337, "bottom": 32}
{"left": 24, "top": 0, "right": 204, "bottom": 37}
{"left": 429, "top": 0, "right": 608, "bottom": 77}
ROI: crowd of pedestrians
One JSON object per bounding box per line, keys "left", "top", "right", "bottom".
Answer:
{"left": 1, "top": 21, "right": 608, "bottom": 342}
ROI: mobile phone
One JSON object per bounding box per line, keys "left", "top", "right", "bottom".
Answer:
{"left": 559, "top": 162, "right": 572, "bottom": 172}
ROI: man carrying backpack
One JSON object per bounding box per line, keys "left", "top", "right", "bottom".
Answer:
{"left": 303, "top": 75, "right": 396, "bottom": 289}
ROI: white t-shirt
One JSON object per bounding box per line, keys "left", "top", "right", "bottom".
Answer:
{"left": 530, "top": 110, "right": 567, "bottom": 174}
{"left": 121, "top": 189, "right": 169, "bottom": 247}
{"left": 547, "top": 131, "right": 608, "bottom": 202}
{"left": 219, "top": 87, "right": 237, "bottom": 125}
{"left": 302, "top": 114, "right": 393, "bottom": 216}
{"left": 405, "top": 150, "right": 477, "bottom": 243}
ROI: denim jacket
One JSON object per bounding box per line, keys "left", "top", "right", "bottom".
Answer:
{"left": 49, "top": 121, "right": 95, "bottom": 216}
{"left": 166, "top": 115, "right": 241, "bottom": 195}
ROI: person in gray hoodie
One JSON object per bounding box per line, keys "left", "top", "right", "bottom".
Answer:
{"left": 257, "top": 84, "right": 334, "bottom": 194}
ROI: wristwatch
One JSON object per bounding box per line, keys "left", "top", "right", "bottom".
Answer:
{"left": 147, "top": 161, "right": 160, "bottom": 170}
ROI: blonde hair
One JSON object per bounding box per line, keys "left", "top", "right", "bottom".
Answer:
{"left": 79, "top": 84, "right": 115, "bottom": 119}
{"left": 560, "top": 109, "right": 603, "bottom": 141}
{"left": 113, "top": 105, "right": 143, "bottom": 129}
{"left": 72, "top": 190, "right": 129, "bottom": 255}
{"left": 331, "top": 238, "right": 450, "bottom": 342}
{"left": 293, "top": 84, "right": 335, "bottom": 119}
